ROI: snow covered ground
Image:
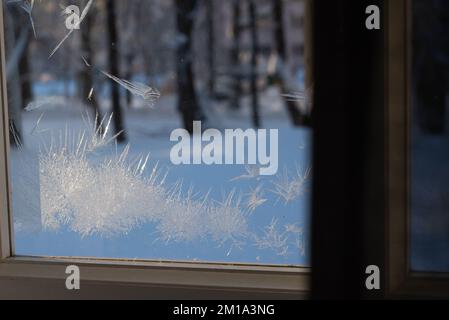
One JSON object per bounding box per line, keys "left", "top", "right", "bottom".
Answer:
{"left": 10, "top": 87, "right": 311, "bottom": 266}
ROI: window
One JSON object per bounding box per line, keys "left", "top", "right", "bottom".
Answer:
{"left": 410, "top": 0, "right": 449, "bottom": 273}
{"left": 387, "top": 0, "right": 449, "bottom": 297}
{"left": 0, "top": 0, "right": 311, "bottom": 298}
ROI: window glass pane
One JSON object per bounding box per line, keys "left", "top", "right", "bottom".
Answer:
{"left": 411, "top": 0, "right": 449, "bottom": 272}
{"left": 4, "top": 0, "right": 311, "bottom": 266}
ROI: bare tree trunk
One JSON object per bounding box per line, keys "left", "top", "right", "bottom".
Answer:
{"left": 120, "top": 1, "right": 137, "bottom": 109}
{"left": 272, "top": 0, "right": 304, "bottom": 126}
{"left": 249, "top": 1, "right": 260, "bottom": 128}
{"left": 124, "top": 53, "right": 134, "bottom": 108}
{"left": 106, "top": 0, "right": 126, "bottom": 142}
{"left": 412, "top": 0, "right": 449, "bottom": 134}
{"left": 273, "top": 0, "right": 287, "bottom": 63}
{"left": 175, "top": 0, "right": 205, "bottom": 133}
{"left": 206, "top": 0, "right": 215, "bottom": 98}
{"left": 18, "top": 46, "right": 32, "bottom": 107}
{"left": 4, "top": 5, "right": 23, "bottom": 147}
{"left": 80, "top": 3, "right": 103, "bottom": 131}
{"left": 11, "top": 4, "right": 32, "bottom": 109}
{"left": 230, "top": 0, "right": 242, "bottom": 110}
{"left": 304, "top": 0, "right": 313, "bottom": 114}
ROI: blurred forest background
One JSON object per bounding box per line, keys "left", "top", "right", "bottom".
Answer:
{"left": 3, "top": 0, "right": 312, "bottom": 263}
{"left": 4, "top": 0, "right": 311, "bottom": 146}
{"left": 411, "top": 0, "right": 449, "bottom": 272}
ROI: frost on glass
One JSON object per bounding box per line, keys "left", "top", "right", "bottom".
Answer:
{"left": 8, "top": 0, "right": 37, "bottom": 39}
{"left": 5, "top": 0, "right": 311, "bottom": 265}
{"left": 81, "top": 56, "right": 161, "bottom": 107}
{"left": 12, "top": 115, "right": 309, "bottom": 261}
{"left": 49, "top": 0, "right": 94, "bottom": 58}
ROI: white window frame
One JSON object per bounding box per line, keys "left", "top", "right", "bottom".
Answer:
{"left": 0, "top": 3, "right": 310, "bottom": 299}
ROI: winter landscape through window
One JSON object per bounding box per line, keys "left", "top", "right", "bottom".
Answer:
{"left": 4, "top": 0, "right": 311, "bottom": 266}
{"left": 410, "top": 0, "right": 449, "bottom": 272}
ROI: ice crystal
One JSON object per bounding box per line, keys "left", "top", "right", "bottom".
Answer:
{"left": 87, "top": 87, "right": 94, "bottom": 101}
{"left": 282, "top": 87, "right": 313, "bottom": 114}
{"left": 82, "top": 113, "right": 123, "bottom": 152}
{"left": 100, "top": 70, "right": 161, "bottom": 107}
{"left": 282, "top": 92, "right": 306, "bottom": 102}
{"left": 254, "top": 220, "right": 305, "bottom": 257}
{"left": 230, "top": 165, "right": 260, "bottom": 181}
{"left": 30, "top": 114, "right": 249, "bottom": 247}
{"left": 38, "top": 125, "right": 165, "bottom": 237}
{"left": 294, "top": 232, "right": 306, "bottom": 256}
{"left": 81, "top": 56, "right": 160, "bottom": 107}
{"left": 284, "top": 223, "right": 305, "bottom": 256}
{"left": 9, "top": 120, "right": 22, "bottom": 146}
{"left": 245, "top": 184, "right": 267, "bottom": 213}
{"left": 8, "top": 0, "right": 37, "bottom": 38}
{"left": 207, "top": 190, "right": 248, "bottom": 245}
{"left": 156, "top": 185, "right": 209, "bottom": 243}
{"left": 49, "top": 0, "right": 94, "bottom": 58}
{"left": 30, "top": 112, "right": 46, "bottom": 135}
{"left": 25, "top": 96, "right": 60, "bottom": 112}
{"left": 271, "top": 166, "right": 311, "bottom": 204}
{"left": 14, "top": 113, "right": 308, "bottom": 258}
{"left": 254, "top": 218, "right": 289, "bottom": 256}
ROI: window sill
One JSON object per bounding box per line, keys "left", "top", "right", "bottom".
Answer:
{"left": 0, "top": 256, "right": 310, "bottom": 299}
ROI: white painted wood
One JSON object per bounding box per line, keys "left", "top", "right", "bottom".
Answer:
{"left": 0, "top": 0, "right": 14, "bottom": 259}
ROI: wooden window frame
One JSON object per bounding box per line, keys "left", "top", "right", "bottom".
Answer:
{"left": 0, "top": 1, "right": 310, "bottom": 299}
{"left": 386, "top": 0, "right": 449, "bottom": 298}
